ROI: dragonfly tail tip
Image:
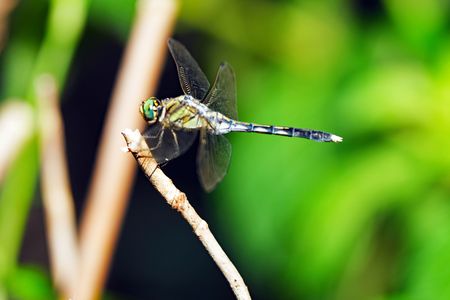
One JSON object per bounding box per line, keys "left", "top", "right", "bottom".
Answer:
{"left": 330, "top": 134, "right": 343, "bottom": 143}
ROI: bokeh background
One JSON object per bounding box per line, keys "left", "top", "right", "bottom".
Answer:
{"left": 1, "top": 0, "right": 450, "bottom": 299}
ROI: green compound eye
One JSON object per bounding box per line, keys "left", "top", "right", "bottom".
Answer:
{"left": 140, "top": 98, "right": 159, "bottom": 123}
{"left": 144, "top": 101, "right": 154, "bottom": 120}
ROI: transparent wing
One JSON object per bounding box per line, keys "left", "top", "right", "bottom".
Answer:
{"left": 203, "top": 62, "right": 238, "bottom": 120}
{"left": 143, "top": 123, "right": 197, "bottom": 164}
{"left": 197, "top": 130, "right": 232, "bottom": 192}
{"left": 168, "top": 38, "right": 210, "bottom": 100}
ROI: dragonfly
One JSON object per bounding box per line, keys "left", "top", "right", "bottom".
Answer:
{"left": 140, "top": 38, "right": 343, "bottom": 192}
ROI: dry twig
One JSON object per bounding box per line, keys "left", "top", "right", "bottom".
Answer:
{"left": 122, "top": 128, "right": 251, "bottom": 300}
{"left": 36, "top": 74, "right": 78, "bottom": 298}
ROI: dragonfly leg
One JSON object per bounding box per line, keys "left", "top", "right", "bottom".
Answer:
{"left": 149, "top": 129, "right": 165, "bottom": 151}
{"left": 169, "top": 129, "right": 181, "bottom": 156}
{"left": 146, "top": 124, "right": 163, "bottom": 138}
{"left": 148, "top": 164, "right": 160, "bottom": 178}
{"left": 136, "top": 152, "right": 152, "bottom": 159}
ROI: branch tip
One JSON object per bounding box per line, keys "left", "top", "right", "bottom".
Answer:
{"left": 121, "top": 128, "right": 145, "bottom": 152}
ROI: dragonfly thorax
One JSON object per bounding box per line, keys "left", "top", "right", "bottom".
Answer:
{"left": 161, "top": 95, "right": 234, "bottom": 136}
{"left": 158, "top": 95, "right": 207, "bottom": 129}
{"left": 179, "top": 95, "right": 209, "bottom": 113}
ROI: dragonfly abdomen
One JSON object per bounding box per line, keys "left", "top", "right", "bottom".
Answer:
{"left": 229, "top": 121, "right": 343, "bottom": 143}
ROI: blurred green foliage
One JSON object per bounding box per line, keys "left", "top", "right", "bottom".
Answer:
{"left": 178, "top": 0, "right": 450, "bottom": 299}
{"left": 1, "top": 0, "right": 89, "bottom": 297}
{"left": 1, "top": 0, "right": 449, "bottom": 299}
{"left": 7, "top": 266, "right": 55, "bottom": 300}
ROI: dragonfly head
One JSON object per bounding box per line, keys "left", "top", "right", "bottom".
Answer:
{"left": 140, "top": 97, "right": 161, "bottom": 124}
